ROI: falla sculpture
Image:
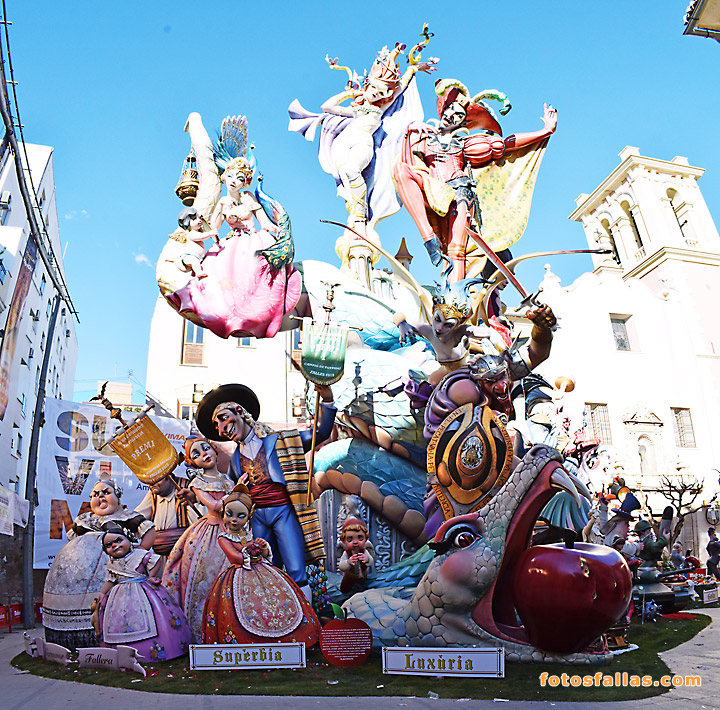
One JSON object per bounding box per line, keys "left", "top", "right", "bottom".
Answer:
{"left": 142, "top": 25, "right": 634, "bottom": 667}
{"left": 158, "top": 113, "right": 301, "bottom": 339}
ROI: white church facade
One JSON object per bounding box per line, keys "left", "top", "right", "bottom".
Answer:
{"left": 535, "top": 146, "right": 720, "bottom": 551}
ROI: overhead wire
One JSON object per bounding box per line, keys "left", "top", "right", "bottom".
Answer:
{"left": 0, "top": 0, "right": 79, "bottom": 320}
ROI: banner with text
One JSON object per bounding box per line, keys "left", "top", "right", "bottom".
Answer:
{"left": 34, "top": 398, "right": 191, "bottom": 569}
{"left": 0, "top": 237, "right": 38, "bottom": 419}
{"left": 299, "top": 321, "right": 348, "bottom": 386}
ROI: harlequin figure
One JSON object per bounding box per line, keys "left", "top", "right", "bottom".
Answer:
{"left": 202, "top": 486, "right": 320, "bottom": 646}
{"left": 97, "top": 524, "right": 192, "bottom": 661}
{"left": 393, "top": 78, "right": 557, "bottom": 278}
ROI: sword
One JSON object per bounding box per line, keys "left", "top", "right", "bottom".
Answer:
{"left": 465, "top": 226, "right": 540, "bottom": 308}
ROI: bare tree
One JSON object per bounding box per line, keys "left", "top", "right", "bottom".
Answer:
{"left": 648, "top": 474, "right": 718, "bottom": 545}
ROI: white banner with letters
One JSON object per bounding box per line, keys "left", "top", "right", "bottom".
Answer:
{"left": 34, "top": 398, "right": 191, "bottom": 568}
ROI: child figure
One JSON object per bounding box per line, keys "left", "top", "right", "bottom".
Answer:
{"left": 97, "top": 523, "right": 192, "bottom": 661}
{"left": 337, "top": 518, "right": 374, "bottom": 594}
{"left": 202, "top": 484, "right": 320, "bottom": 646}
{"left": 176, "top": 206, "right": 210, "bottom": 278}
{"left": 157, "top": 207, "right": 210, "bottom": 297}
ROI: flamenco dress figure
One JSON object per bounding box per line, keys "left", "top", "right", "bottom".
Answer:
{"left": 166, "top": 115, "right": 301, "bottom": 339}
{"left": 202, "top": 485, "right": 320, "bottom": 646}
{"left": 97, "top": 524, "right": 192, "bottom": 661}
{"left": 42, "top": 477, "right": 155, "bottom": 650}
{"left": 162, "top": 438, "right": 233, "bottom": 641}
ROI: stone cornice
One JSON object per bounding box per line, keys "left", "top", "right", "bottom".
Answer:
{"left": 622, "top": 245, "right": 720, "bottom": 281}
{"left": 569, "top": 152, "right": 705, "bottom": 222}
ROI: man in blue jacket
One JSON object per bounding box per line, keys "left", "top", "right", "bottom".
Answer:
{"left": 196, "top": 383, "right": 335, "bottom": 600}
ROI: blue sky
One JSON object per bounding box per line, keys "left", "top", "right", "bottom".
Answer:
{"left": 7, "top": 2, "right": 720, "bottom": 402}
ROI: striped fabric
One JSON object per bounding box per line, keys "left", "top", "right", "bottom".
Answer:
{"left": 274, "top": 430, "right": 325, "bottom": 564}
{"left": 150, "top": 477, "right": 191, "bottom": 528}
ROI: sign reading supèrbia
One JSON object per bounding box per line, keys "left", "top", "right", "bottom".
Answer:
{"left": 189, "top": 643, "right": 306, "bottom": 670}
{"left": 382, "top": 647, "right": 505, "bottom": 677}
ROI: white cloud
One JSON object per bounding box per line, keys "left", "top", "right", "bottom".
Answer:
{"left": 134, "top": 253, "right": 154, "bottom": 268}
{"left": 64, "top": 209, "right": 89, "bottom": 221}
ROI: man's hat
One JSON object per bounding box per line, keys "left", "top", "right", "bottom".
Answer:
{"left": 634, "top": 519, "right": 652, "bottom": 534}
{"left": 195, "top": 383, "right": 260, "bottom": 441}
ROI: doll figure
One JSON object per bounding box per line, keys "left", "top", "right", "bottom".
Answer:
{"left": 209, "top": 157, "right": 279, "bottom": 239}
{"left": 162, "top": 438, "right": 233, "bottom": 641}
{"left": 97, "top": 524, "right": 192, "bottom": 661}
{"left": 42, "top": 475, "right": 155, "bottom": 650}
{"left": 157, "top": 207, "right": 211, "bottom": 297}
{"left": 337, "top": 517, "right": 374, "bottom": 594}
{"left": 289, "top": 31, "right": 435, "bottom": 229}
{"left": 165, "top": 114, "right": 302, "bottom": 339}
{"left": 202, "top": 484, "right": 321, "bottom": 646}
{"left": 176, "top": 207, "right": 209, "bottom": 278}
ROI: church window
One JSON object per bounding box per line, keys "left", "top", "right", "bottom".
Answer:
{"left": 610, "top": 316, "right": 631, "bottom": 351}
{"left": 621, "top": 201, "right": 644, "bottom": 249}
{"left": 583, "top": 403, "right": 612, "bottom": 444}
{"left": 671, "top": 408, "right": 696, "bottom": 448}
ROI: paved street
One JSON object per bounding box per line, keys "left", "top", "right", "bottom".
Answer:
{"left": 2, "top": 609, "right": 718, "bottom": 710}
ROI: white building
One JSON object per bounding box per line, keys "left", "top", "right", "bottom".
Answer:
{"left": 145, "top": 294, "right": 308, "bottom": 427}
{"left": 0, "top": 143, "right": 78, "bottom": 495}
{"left": 535, "top": 146, "right": 720, "bottom": 551}
{"left": 145, "top": 236, "right": 417, "bottom": 426}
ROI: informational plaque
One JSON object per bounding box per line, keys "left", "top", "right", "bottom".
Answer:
{"left": 382, "top": 647, "right": 504, "bottom": 678}
{"left": 320, "top": 618, "right": 373, "bottom": 667}
{"left": 704, "top": 586, "right": 719, "bottom": 605}
{"left": 189, "top": 643, "right": 306, "bottom": 670}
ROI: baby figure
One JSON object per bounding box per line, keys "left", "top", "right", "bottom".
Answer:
{"left": 176, "top": 206, "right": 209, "bottom": 279}
{"left": 337, "top": 517, "right": 374, "bottom": 594}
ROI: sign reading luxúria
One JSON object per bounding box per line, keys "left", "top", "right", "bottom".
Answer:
{"left": 382, "top": 647, "right": 505, "bottom": 678}
{"left": 189, "top": 643, "right": 306, "bottom": 670}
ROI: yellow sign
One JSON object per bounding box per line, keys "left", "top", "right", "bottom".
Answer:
{"left": 107, "top": 416, "right": 179, "bottom": 484}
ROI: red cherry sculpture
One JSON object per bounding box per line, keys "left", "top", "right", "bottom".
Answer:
{"left": 513, "top": 542, "right": 632, "bottom": 654}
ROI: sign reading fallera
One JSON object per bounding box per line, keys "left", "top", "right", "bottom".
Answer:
{"left": 189, "top": 643, "right": 306, "bottom": 670}
{"left": 382, "top": 647, "right": 504, "bottom": 678}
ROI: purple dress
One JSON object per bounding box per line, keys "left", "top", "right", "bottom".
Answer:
{"left": 99, "top": 548, "right": 191, "bottom": 661}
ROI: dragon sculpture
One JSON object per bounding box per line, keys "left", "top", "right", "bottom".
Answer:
{"left": 344, "top": 445, "right": 619, "bottom": 663}
{"left": 304, "top": 261, "right": 632, "bottom": 663}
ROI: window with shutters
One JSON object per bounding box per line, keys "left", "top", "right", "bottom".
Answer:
{"left": 672, "top": 408, "right": 696, "bottom": 448}
{"left": 583, "top": 403, "right": 612, "bottom": 444}
{"left": 181, "top": 321, "right": 205, "bottom": 366}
